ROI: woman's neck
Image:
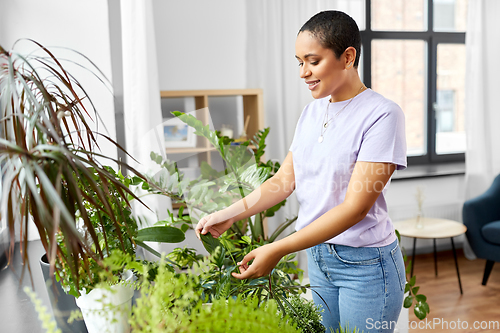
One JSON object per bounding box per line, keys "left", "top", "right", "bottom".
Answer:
{"left": 329, "top": 75, "right": 365, "bottom": 103}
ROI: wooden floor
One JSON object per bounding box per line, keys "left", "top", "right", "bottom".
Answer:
{"left": 407, "top": 249, "right": 500, "bottom": 332}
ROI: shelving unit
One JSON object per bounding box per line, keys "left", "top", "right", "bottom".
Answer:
{"left": 160, "top": 89, "right": 264, "bottom": 165}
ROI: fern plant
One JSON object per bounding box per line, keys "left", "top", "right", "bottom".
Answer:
{"left": 129, "top": 257, "right": 300, "bottom": 333}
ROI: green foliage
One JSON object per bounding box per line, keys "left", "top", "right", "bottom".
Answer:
{"left": 0, "top": 40, "right": 152, "bottom": 289}
{"left": 141, "top": 112, "right": 309, "bottom": 323}
{"left": 166, "top": 247, "right": 204, "bottom": 269}
{"left": 330, "top": 324, "right": 361, "bottom": 333}
{"left": 135, "top": 226, "right": 185, "bottom": 243}
{"left": 396, "top": 231, "right": 430, "bottom": 319}
{"left": 198, "top": 232, "right": 305, "bottom": 312}
{"left": 55, "top": 166, "right": 183, "bottom": 296}
{"left": 282, "top": 295, "right": 325, "bottom": 333}
{"left": 53, "top": 165, "right": 140, "bottom": 296}
{"left": 145, "top": 112, "right": 290, "bottom": 242}
{"left": 129, "top": 258, "right": 300, "bottom": 333}
{"left": 403, "top": 273, "right": 430, "bottom": 320}
{"left": 190, "top": 297, "right": 299, "bottom": 333}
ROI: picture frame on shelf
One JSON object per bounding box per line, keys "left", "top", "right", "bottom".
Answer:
{"left": 163, "top": 117, "right": 196, "bottom": 148}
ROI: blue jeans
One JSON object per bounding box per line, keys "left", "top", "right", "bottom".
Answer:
{"left": 307, "top": 239, "right": 405, "bottom": 333}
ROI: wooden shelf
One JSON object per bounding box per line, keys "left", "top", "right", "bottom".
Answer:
{"left": 161, "top": 89, "right": 264, "bottom": 166}
{"left": 165, "top": 145, "right": 257, "bottom": 155}
{"left": 160, "top": 89, "right": 263, "bottom": 98}
{"left": 166, "top": 147, "right": 216, "bottom": 154}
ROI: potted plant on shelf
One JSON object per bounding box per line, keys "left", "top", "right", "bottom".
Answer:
{"left": 0, "top": 40, "right": 186, "bottom": 332}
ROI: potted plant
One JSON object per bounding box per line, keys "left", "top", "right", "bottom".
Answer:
{"left": 26, "top": 252, "right": 308, "bottom": 333}
{"left": 135, "top": 114, "right": 331, "bottom": 330}
{"left": 142, "top": 112, "right": 430, "bottom": 328}
{"left": 0, "top": 40, "right": 186, "bottom": 332}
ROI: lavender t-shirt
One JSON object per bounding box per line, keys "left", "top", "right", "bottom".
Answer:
{"left": 289, "top": 89, "right": 407, "bottom": 247}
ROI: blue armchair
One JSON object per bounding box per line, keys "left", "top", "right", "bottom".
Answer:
{"left": 463, "top": 174, "right": 500, "bottom": 285}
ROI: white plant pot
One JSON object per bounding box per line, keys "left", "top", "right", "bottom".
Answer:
{"left": 75, "top": 270, "right": 134, "bottom": 333}
{"left": 394, "top": 305, "right": 409, "bottom": 333}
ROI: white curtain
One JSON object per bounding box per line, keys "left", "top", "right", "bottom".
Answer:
{"left": 245, "top": 0, "right": 364, "bottom": 228}
{"left": 463, "top": 0, "right": 500, "bottom": 259}
{"left": 464, "top": 0, "right": 500, "bottom": 200}
{"left": 121, "top": 0, "right": 172, "bottom": 225}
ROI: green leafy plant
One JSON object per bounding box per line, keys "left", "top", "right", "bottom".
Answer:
{"left": 331, "top": 325, "right": 361, "bottom": 333}
{"left": 198, "top": 232, "right": 304, "bottom": 304}
{"left": 134, "top": 112, "right": 316, "bottom": 328}
{"left": 129, "top": 257, "right": 301, "bottom": 333}
{"left": 166, "top": 246, "right": 204, "bottom": 270}
{"left": 283, "top": 294, "right": 325, "bottom": 333}
{"left": 395, "top": 230, "right": 430, "bottom": 320}
{"left": 53, "top": 166, "right": 183, "bottom": 296}
{"left": 0, "top": 41, "right": 185, "bottom": 290}
{"left": 0, "top": 40, "right": 146, "bottom": 287}
{"left": 145, "top": 112, "right": 292, "bottom": 233}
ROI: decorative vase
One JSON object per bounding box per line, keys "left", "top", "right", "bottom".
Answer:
{"left": 39, "top": 254, "right": 88, "bottom": 333}
{"left": 415, "top": 211, "right": 424, "bottom": 229}
{"left": 75, "top": 270, "right": 134, "bottom": 333}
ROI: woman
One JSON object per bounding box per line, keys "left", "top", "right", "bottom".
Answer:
{"left": 196, "top": 10, "right": 406, "bottom": 333}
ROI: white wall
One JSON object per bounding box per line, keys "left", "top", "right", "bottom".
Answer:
{"left": 0, "top": 0, "right": 116, "bottom": 240}
{"left": 387, "top": 174, "right": 467, "bottom": 253}
{"left": 153, "top": 0, "right": 247, "bottom": 91}
{"left": 0, "top": 0, "right": 116, "bottom": 159}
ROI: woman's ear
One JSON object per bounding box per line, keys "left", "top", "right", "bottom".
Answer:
{"left": 344, "top": 47, "right": 357, "bottom": 69}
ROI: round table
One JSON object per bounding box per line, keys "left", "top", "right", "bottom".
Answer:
{"left": 394, "top": 217, "right": 467, "bottom": 294}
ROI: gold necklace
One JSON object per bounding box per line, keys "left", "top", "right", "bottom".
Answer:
{"left": 318, "top": 85, "right": 365, "bottom": 144}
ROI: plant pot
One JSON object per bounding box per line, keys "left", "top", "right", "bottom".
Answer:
{"left": 395, "top": 306, "right": 409, "bottom": 333}
{"left": 75, "top": 270, "right": 134, "bottom": 333}
{"left": 39, "top": 254, "right": 88, "bottom": 333}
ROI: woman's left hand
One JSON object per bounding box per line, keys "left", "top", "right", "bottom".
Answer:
{"left": 232, "top": 243, "right": 285, "bottom": 280}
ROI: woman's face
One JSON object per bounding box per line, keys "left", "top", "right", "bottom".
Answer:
{"left": 295, "top": 31, "right": 349, "bottom": 100}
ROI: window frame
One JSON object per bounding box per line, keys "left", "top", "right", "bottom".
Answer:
{"left": 360, "top": 0, "right": 466, "bottom": 165}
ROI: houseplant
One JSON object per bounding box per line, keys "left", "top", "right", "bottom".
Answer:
{"left": 0, "top": 40, "right": 187, "bottom": 332}
{"left": 129, "top": 256, "right": 302, "bottom": 333}
{"left": 137, "top": 113, "right": 329, "bottom": 331}
{"left": 0, "top": 38, "right": 187, "bottom": 275}
{"left": 144, "top": 111, "right": 429, "bottom": 323}
{"left": 0, "top": 39, "right": 145, "bottom": 287}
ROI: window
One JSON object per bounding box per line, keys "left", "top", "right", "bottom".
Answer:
{"left": 361, "top": 0, "right": 467, "bottom": 165}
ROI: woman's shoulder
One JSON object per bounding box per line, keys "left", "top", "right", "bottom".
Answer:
{"left": 363, "top": 89, "right": 401, "bottom": 109}
{"left": 359, "top": 89, "right": 404, "bottom": 118}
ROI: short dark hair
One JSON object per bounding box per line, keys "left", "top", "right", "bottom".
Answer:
{"left": 299, "top": 11, "right": 361, "bottom": 67}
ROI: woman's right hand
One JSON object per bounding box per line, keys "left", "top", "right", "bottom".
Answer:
{"left": 195, "top": 211, "right": 234, "bottom": 239}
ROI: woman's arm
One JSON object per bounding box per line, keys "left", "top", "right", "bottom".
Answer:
{"left": 232, "top": 161, "right": 396, "bottom": 279}
{"left": 195, "top": 151, "right": 296, "bottom": 238}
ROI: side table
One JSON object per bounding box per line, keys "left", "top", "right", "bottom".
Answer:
{"left": 394, "top": 217, "right": 467, "bottom": 294}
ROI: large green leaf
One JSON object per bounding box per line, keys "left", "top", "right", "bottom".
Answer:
{"left": 135, "top": 226, "right": 185, "bottom": 243}
{"left": 403, "top": 295, "right": 414, "bottom": 308}
{"left": 200, "top": 232, "right": 221, "bottom": 254}
{"left": 414, "top": 302, "right": 428, "bottom": 320}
